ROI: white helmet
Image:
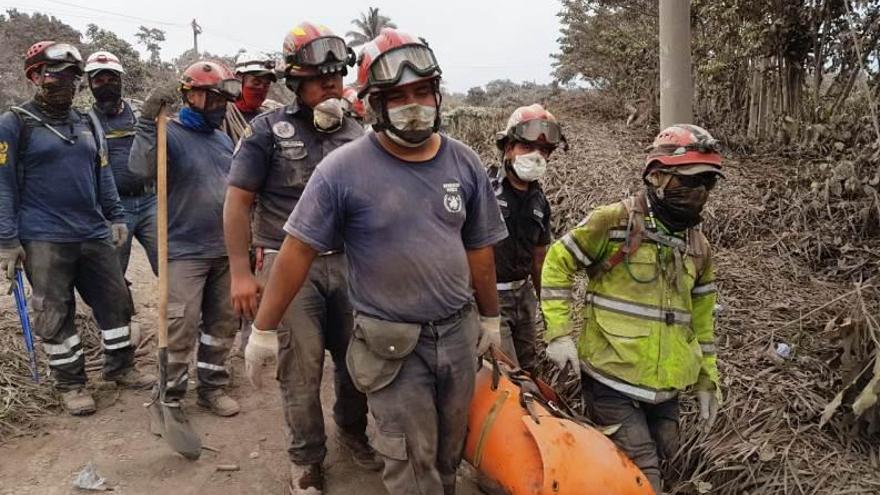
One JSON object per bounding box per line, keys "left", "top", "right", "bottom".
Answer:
{"left": 84, "top": 50, "right": 124, "bottom": 75}
{"left": 234, "top": 51, "right": 277, "bottom": 80}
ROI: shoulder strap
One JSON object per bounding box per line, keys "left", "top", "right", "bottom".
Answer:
{"left": 592, "top": 197, "right": 644, "bottom": 278}
{"left": 84, "top": 110, "right": 109, "bottom": 201}
{"left": 687, "top": 227, "right": 710, "bottom": 277}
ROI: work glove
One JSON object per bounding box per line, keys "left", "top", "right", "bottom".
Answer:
{"left": 476, "top": 315, "right": 501, "bottom": 356}
{"left": 698, "top": 389, "right": 720, "bottom": 430}
{"left": 546, "top": 335, "right": 580, "bottom": 374}
{"left": 110, "top": 222, "right": 129, "bottom": 249}
{"left": 244, "top": 324, "right": 278, "bottom": 389}
{"left": 141, "top": 83, "right": 179, "bottom": 120}
{"left": 0, "top": 244, "right": 25, "bottom": 280}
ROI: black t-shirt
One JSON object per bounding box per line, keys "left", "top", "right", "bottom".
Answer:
{"left": 493, "top": 175, "right": 552, "bottom": 283}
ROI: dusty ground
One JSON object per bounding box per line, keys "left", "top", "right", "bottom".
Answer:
{"left": 0, "top": 245, "right": 481, "bottom": 495}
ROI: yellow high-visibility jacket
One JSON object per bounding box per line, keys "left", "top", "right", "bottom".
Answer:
{"left": 541, "top": 193, "right": 719, "bottom": 403}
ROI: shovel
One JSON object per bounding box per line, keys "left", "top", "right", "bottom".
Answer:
{"left": 146, "top": 104, "right": 202, "bottom": 460}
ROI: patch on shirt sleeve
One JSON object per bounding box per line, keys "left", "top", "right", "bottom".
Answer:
{"left": 0, "top": 142, "right": 7, "bottom": 165}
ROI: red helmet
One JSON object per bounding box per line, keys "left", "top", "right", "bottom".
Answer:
{"left": 282, "top": 22, "right": 353, "bottom": 79}
{"left": 356, "top": 28, "right": 441, "bottom": 98}
{"left": 25, "top": 40, "right": 83, "bottom": 78}
{"left": 341, "top": 86, "right": 365, "bottom": 119}
{"left": 495, "top": 104, "right": 567, "bottom": 151}
{"left": 644, "top": 124, "right": 723, "bottom": 176}
{"left": 179, "top": 60, "right": 241, "bottom": 101}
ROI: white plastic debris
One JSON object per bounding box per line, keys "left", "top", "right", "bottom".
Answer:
{"left": 774, "top": 342, "right": 792, "bottom": 359}
{"left": 72, "top": 463, "right": 108, "bottom": 491}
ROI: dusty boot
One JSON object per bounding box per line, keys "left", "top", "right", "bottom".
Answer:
{"left": 337, "top": 432, "right": 383, "bottom": 471}
{"left": 60, "top": 388, "right": 96, "bottom": 416}
{"left": 113, "top": 368, "right": 157, "bottom": 389}
{"left": 289, "top": 462, "right": 323, "bottom": 495}
{"left": 196, "top": 389, "right": 240, "bottom": 417}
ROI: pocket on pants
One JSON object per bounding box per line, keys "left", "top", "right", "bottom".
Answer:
{"left": 373, "top": 429, "right": 408, "bottom": 461}
{"left": 345, "top": 314, "right": 420, "bottom": 394}
{"left": 30, "top": 296, "right": 68, "bottom": 341}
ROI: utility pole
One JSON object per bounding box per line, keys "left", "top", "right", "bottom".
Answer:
{"left": 659, "top": 0, "right": 693, "bottom": 127}
{"left": 191, "top": 18, "right": 202, "bottom": 55}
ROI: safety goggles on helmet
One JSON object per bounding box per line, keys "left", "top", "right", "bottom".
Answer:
{"left": 672, "top": 172, "right": 720, "bottom": 191}
{"left": 44, "top": 43, "right": 83, "bottom": 66}
{"left": 366, "top": 44, "right": 440, "bottom": 87}
{"left": 212, "top": 78, "right": 243, "bottom": 100}
{"left": 291, "top": 36, "right": 349, "bottom": 66}
{"left": 509, "top": 119, "right": 564, "bottom": 146}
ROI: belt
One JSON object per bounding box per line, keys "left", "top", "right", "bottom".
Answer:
{"left": 496, "top": 279, "right": 527, "bottom": 291}
{"left": 118, "top": 183, "right": 156, "bottom": 197}
{"left": 260, "top": 248, "right": 343, "bottom": 257}
{"left": 426, "top": 304, "right": 473, "bottom": 326}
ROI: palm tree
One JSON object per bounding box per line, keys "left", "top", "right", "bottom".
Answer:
{"left": 346, "top": 7, "right": 397, "bottom": 47}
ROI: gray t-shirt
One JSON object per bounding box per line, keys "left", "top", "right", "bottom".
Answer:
{"left": 228, "top": 103, "right": 364, "bottom": 249}
{"left": 284, "top": 133, "right": 508, "bottom": 323}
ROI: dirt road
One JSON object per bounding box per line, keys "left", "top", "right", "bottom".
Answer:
{"left": 0, "top": 246, "right": 481, "bottom": 495}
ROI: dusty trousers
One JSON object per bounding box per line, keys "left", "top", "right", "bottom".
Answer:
{"left": 23, "top": 240, "right": 134, "bottom": 390}
{"left": 164, "top": 258, "right": 238, "bottom": 401}
{"left": 259, "top": 252, "right": 369, "bottom": 465}
{"left": 582, "top": 375, "right": 680, "bottom": 492}
{"left": 497, "top": 279, "right": 538, "bottom": 372}
{"left": 363, "top": 307, "right": 479, "bottom": 495}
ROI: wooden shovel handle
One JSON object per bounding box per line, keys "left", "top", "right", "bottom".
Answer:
{"left": 156, "top": 105, "right": 169, "bottom": 349}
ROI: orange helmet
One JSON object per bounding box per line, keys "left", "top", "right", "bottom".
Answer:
{"left": 282, "top": 22, "right": 353, "bottom": 79}
{"left": 644, "top": 124, "right": 723, "bottom": 176}
{"left": 495, "top": 103, "right": 567, "bottom": 151}
{"left": 25, "top": 40, "right": 83, "bottom": 78}
{"left": 356, "top": 28, "right": 441, "bottom": 98}
{"left": 179, "top": 60, "right": 241, "bottom": 101}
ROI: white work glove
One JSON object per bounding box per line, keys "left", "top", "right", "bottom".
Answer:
{"left": 0, "top": 244, "right": 25, "bottom": 280}
{"left": 698, "top": 389, "right": 720, "bottom": 430}
{"left": 110, "top": 222, "right": 129, "bottom": 248}
{"left": 245, "top": 325, "right": 279, "bottom": 389}
{"left": 546, "top": 336, "right": 580, "bottom": 373}
{"left": 476, "top": 315, "right": 501, "bottom": 356}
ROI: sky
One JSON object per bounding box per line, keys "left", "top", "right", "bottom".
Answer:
{"left": 12, "top": 0, "right": 563, "bottom": 93}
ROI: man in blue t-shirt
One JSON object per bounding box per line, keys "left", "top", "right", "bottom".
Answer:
{"left": 85, "top": 51, "right": 158, "bottom": 277}
{"left": 129, "top": 60, "right": 242, "bottom": 420}
{"left": 254, "top": 29, "right": 507, "bottom": 495}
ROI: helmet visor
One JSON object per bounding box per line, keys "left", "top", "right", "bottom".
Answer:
{"left": 510, "top": 119, "right": 563, "bottom": 146}
{"left": 208, "top": 78, "right": 242, "bottom": 101}
{"left": 296, "top": 36, "right": 348, "bottom": 66}
{"left": 368, "top": 44, "right": 440, "bottom": 87}
{"left": 44, "top": 43, "right": 83, "bottom": 65}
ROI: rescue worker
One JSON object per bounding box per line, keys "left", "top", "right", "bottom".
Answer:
{"left": 222, "top": 51, "right": 282, "bottom": 143}
{"left": 129, "top": 60, "right": 242, "bottom": 418}
{"left": 224, "top": 23, "right": 378, "bottom": 494}
{"left": 0, "top": 41, "right": 154, "bottom": 415}
{"left": 540, "top": 124, "right": 723, "bottom": 492}
{"left": 85, "top": 50, "right": 158, "bottom": 277}
{"left": 491, "top": 104, "right": 564, "bottom": 372}
{"left": 252, "top": 28, "right": 508, "bottom": 495}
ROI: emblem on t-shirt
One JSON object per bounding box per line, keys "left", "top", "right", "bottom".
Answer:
{"left": 272, "top": 121, "right": 296, "bottom": 139}
{"left": 442, "top": 182, "right": 462, "bottom": 213}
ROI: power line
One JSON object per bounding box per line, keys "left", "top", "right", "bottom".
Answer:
{"left": 43, "top": 0, "right": 185, "bottom": 27}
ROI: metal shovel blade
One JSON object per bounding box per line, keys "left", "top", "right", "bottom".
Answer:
{"left": 149, "top": 347, "right": 201, "bottom": 460}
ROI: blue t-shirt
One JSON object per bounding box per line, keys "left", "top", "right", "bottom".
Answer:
{"left": 284, "top": 132, "right": 508, "bottom": 323}
{"left": 93, "top": 100, "right": 151, "bottom": 195}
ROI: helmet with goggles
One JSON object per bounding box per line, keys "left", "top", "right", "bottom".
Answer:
{"left": 85, "top": 51, "right": 124, "bottom": 75}
{"left": 496, "top": 104, "right": 567, "bottom": 152}
{"left": 356, "top": 28, "right": 441, "bottom": 98}
{"left": 179, "top": 60, "right": 241, "bottom": 101}
{"left": 234, "top": 51, "right": 278, "bottom": 81}
{"left": 282, "top": 22, "right": 354, "bottom": 80}
{"left": 25, "top": 41, "right": 84, "bottom": 78}
{"left": 644, "top": 124, "right": 723, "bottom": 178}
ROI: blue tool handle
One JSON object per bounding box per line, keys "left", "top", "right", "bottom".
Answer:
{"left": 13, "top": 269, "right": 39, "bottom": 383}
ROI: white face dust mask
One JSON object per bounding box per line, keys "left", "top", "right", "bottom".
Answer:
{"left": 313, "top": 98, "right": 345, "bottom": 132}
{"left": 385, "top": 103, "right": 437, "bottom": 147}
{"left": 511, "top": 150, "right": 547, "bottom": 182}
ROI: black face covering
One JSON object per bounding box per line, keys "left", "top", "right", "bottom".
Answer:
{"left": 92, "top": 83, "right": 123, "bottom": 114}
{"left": 202, "top": 107, "right": 227, "bottom": 129}
{"left": 35, "top": 79, "right": 77, "bottom": 119}
{"left": 647, "top": 185, "right": 709, "bottom": 232}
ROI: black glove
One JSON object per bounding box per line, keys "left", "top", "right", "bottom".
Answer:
{"left": 141, "top": 83, "right": 179, "bottom": 120}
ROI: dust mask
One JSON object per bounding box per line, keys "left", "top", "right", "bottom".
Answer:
{"left": 385, "top": 103, "right": 436, "bottom": 147}
{"left": 511, "top": 151, "right": 547, "bottom": 182}
{"left": 314, "top": 98, "right": 344, "bottom": 133}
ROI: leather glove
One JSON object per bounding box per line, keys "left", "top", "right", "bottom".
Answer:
{"left": 546, "top": 336, "right": 580, "bottom": 373}
{"left": 110, "top": 222, "right": 129, "bottom": 249}
{"left": 476, "top": 315, "right": 501, "bottom": 356}
{"left": 0, "top": 244, "right": 25, "bottom": 280}
{"left": 245, "top": 325, "right": 279, "bottom": 389}
{"left": 141, "top": 83, "right": 179, "bottom": 120}
{"left": 698, "top": 389, "right": 720, "bottom": 430}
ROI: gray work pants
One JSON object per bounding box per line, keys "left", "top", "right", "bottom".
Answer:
{"left": 497, "top": 279, "right": 538, "bottom": 372}
{"left": 259, "top": 252, "right": 369, "bottom": 465}
{"left": 582, "top": 375, "right": 680, "bottom": 493}
{"left": 164, "top": 257, "right": 238, "bottom": 400}
{"left": 364, "top": 307, "right": 479, "bottom": 495}
{"left": 23, "top": 240, "right": 134, "bottom": 390}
